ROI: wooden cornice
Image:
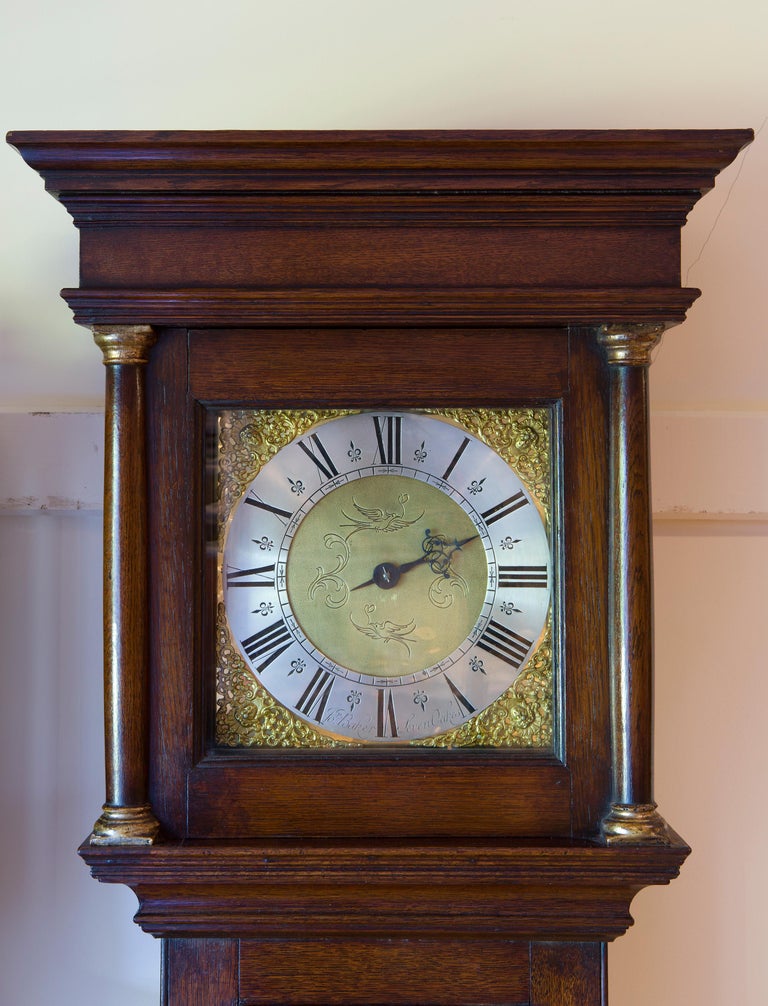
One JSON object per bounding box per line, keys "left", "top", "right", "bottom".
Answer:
{"left": 7, "top": 128, "right": 753, "bottom": 195}
{"left": 7, "top": 129, "right": 752, "bottom": 331}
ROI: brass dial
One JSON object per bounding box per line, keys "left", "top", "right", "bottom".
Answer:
{"left": 222, "top": 411, "right": 551, "bottom": 744}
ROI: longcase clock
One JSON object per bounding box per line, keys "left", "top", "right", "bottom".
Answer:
{"left": 8, "top": 128, "right": 752, "bottom": 1005}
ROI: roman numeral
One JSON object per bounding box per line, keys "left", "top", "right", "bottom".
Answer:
{"left": 476, "top": 620, "right": 533, "bottom": 669}
{"left": 377, "top": 688, "right": 398, "bottom": 737}
{"left": 226, "top": 564, "right": 276, "bottom": 588}
{"left": 481, "top": 490, "right": 528, "bottom": 526}
{"left": 373, "top": 415, "right": 402, "bottom": 465}
{"left": 295, "top": 668, "right": 335, "bottom": 722}
{"left": 442, "top": 436, "right": 470, "bottom": 481}
{"left": 444, "top": 674, "right": 475, "bottom": 715}
{"left": 298, "top": 433, "right": 339, "bottom": 481}
{"left": 241, "top": 619, "right": 293, "bottom": 673}
{"left": 498, "top": 565, "right": 548, "bottom": 589}
{"left": 244, "top": 494, "right": 293, "bottom": 523}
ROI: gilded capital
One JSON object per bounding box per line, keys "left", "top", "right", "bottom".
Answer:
{"left": 90, "top": 803, "right": 160, "bottom": 846}
{"left": 93, "top": 325, "right": 157, "bottom": 365}
{"left": 597, "top": 323, "right": 665, "bottom": 366}
{"left": 601, "top": 802, "right": 671, "bottom": 846}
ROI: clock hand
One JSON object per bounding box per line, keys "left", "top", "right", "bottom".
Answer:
{"left": 350, "top": 531, "right": 480, "bottom": 592}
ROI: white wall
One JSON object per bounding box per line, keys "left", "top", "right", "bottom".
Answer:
{"left": 1, "top": 2, "right": 766, "bottom": 1003}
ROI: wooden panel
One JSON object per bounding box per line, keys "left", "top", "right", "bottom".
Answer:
{"left": 531, "top": 943, "right": 605, "bottom": 1006}
{"left": 186, "top": 758, "right": 570, "bottom": 838}
{"left": 189, "top": 327, "right": 568, "bottom": 405}
{"left": 239, "top": 938, "right": 530, "bottom": 1005}
{"left": 162, "top": 939, "right": 238, "bottom": 1006}
{"left": 562, "top": 330, "right": 612, "bottom": 834}
{"left": 79, "top": 226, "right": 678, "bottom": 290}
{"left": 147, "top": 329, "right": 197, "bottom": 834}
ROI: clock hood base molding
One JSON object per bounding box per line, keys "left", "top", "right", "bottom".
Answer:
{"left": 79, "top": 835, "right": 689, "bottom": 943}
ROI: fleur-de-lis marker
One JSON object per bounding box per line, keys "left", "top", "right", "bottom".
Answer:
{"left": 500, "top": 600, "right": 521, "bottom": 615}
{"left": 500, "top": 536, "right": 521, "bottom": 550}
{"left": 413, "top": 441, "right": 428, "bottom": 463}
{"left": 413, "top": 689, "right": 428, "bottom": 711}
{"left": 468, "top": 478, "right": 486, "bottom": 496}
{"left": 469, "top": 655, "right": 486, "bottom": 675}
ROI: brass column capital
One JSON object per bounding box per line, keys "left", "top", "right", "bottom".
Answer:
{"left": 91, "top": 804, "right": 160, "bottom": 847}
{"left": 602, "top": 802, "right": 671, "bottom": 846}
{"left": 597, "top": 323, "right": 665, "bottom": 366}
{"left": 93, "top": 325, "right": 157, "bottom": 365}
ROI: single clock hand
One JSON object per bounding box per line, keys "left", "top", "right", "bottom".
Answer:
{"left": 351, "top": 531, "right": 480, "bottom": 592}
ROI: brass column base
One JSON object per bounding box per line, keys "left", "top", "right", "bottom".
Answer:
{"left": 601, "top": 803, "right": 671, "bottom": 845}
{"left": 89, "top": 803, "right": 160, "bottom": 846}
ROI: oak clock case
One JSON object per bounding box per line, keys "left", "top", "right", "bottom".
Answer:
{"left": 215, "top": 408, "right": 554, "bottom": 748}
{"left": 10, "top": 128, "right": 750, "bottom": 1006}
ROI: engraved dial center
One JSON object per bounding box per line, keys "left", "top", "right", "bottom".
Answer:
{"left": 285, "top": 475, "right": 488, "bottom": 679}
{"left": 373, "top": 561, "right": 401, "bottom": 589}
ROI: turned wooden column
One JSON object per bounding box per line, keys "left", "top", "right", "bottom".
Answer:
{"left": 598, "top": 323, "right": 670, "bottom": 844}
{"left": 90, "top": 325, "right": 160, "bottom": 845}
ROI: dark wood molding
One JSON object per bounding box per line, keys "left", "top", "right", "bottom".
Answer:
{"left": 50, "top": 192, "right": 701, "bottom": 228}
{"left": 80, "top": 835, "right": 689, "bottom": 942}
{"left": 7, "top": 128, "right": 752, "bottom": 194}
{"left": 63, "top": 287, "right": 702, "bottom": 328}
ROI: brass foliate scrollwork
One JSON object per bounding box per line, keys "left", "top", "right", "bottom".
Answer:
{"left": 215, "top": 603, "right": 344, "bottom": 748}
{"left": 430, "top": 407, "right": 551, "bottom": 520}
{"left": 421, "top": 622, "right": 553, "bottom": 748}
{"left": 218, "top": 409, "right": 355, "bottom": 533}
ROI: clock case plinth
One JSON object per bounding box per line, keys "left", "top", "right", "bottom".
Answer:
{"left": 9, "top": 129, "right": 751, "bottom": 1005}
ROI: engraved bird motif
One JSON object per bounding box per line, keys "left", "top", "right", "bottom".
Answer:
{"left": 340, "top": 493, "right": 424, "bottom": 534}
{"left": 350, "top": 604, "right": 417, "bottom": 655}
